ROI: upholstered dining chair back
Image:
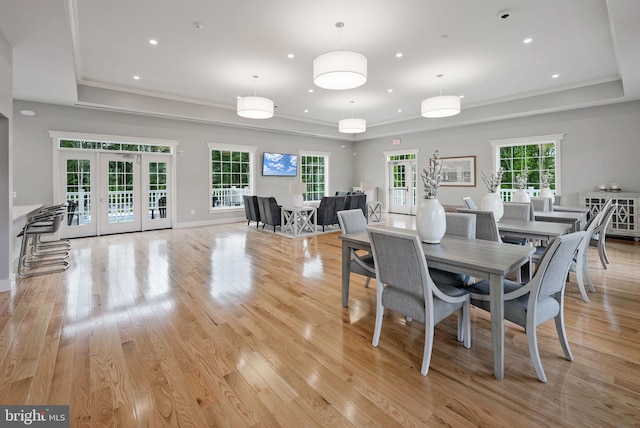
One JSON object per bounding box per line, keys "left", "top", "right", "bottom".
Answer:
{"left": 531, "top": 197, "right": 553, "bottom": 212}
{"left": 457, "top": 209, "right": 501, "bottom": 242}
{"left": 337, "top": 209, "right": 367, "bottom": 234}
{"left": 444, "top": 212, "right": 476, "bottom": 239}
{"left": 368, "top": 227, "right": 471, "bottom": 375}
{"left": 503, "top": 202, "right": 533, "bottom": 220}
{"left": 502, "top": 202, "right": 534, "bottom": 247}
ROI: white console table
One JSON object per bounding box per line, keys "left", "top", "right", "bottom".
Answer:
{"left": 580, "top": 191, "right": 640, "bottom": 240}
{"left": 281, "top": 206, "right": 317, "bottom": 236}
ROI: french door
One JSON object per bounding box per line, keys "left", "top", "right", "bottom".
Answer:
{"left": 60, "top": 151, "right": 171, "bottom": 237}
{"left": 100, "top": 153, "right": 141, "bottom": 235}
{"left": 388, "top": 160, "right": 416, "bottom": 214}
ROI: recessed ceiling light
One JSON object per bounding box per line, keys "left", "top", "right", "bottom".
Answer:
{"left": 19, "top": 109, "right": 36, "bottom": 116}
{"left": 287, "top": 53, "right": 294, "bottom": 59}
{"left": 304, "top": 109, "right": 309, "bottom": 113}
{"left": 395, "top": 52, "right": 403, "bottom": 58}
{"left": 149, "top": 39, "right": 158, "bottom": 45}
{"left": 133, "top": 75, "right": 140, "bottom": 80}
{"left": 192, "top": 21, "right": 204, "bottom": 29}
{"left": 308, "top": 89, "right": 314, "bottom": 93}
{"left": 388, "top": 89, "right": 393, "bottom": 93}
{"left": 523, "top": 38, "right": 532, "bottom": 44}
{"left": 552, "top": 74, "right": 559, "bottom": 78}
{"left": 397, "top": 109, "right": 402, "bottom": 113}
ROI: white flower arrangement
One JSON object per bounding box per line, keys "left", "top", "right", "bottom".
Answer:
{"left": 481, "top": 167, "right": 504, "bottom": 193}
{"left": 515, "top": 167, "right": 530, "bottom": 190}
{"left": 421, "top": 149, "right": 442, "bottom": 199}
{"left": 541, "top": 172, "right": 553, "bottom": 188}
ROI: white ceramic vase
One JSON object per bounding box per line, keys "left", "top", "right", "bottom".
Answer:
{"left": 539, "top": 186, "right": 555, "bottom": 204}
{"left": 512, "top": 188, "right": 531, "bottom": 203}
{"left": 416, "top": 198, "right": 446, "bottom": 244}
{"left": 480, "top": 192, "right": 504, "bottom": 222}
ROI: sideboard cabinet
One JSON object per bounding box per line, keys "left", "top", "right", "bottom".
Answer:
{"left": 580, "top": 192, "right": 640, "bottom": 240}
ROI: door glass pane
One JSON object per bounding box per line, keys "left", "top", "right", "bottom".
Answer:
{"left": 393, "top": 164, "right": 406, "bottom": 205}
{"left": 148, "top": 161, "right": 168, "bottom": 220}
{"left": 65, "top": 159, "right": 92, "bottom": 226}
{"left": 107, "top": 160, "right": 135, "bottom": 224}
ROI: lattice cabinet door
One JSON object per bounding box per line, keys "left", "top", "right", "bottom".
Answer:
{"left": 581, "top": 192, "right": 640, "bottom": 240}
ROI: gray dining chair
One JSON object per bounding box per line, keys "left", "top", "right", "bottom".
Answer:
{"left": 368, "top": 227, "right": 471, "bottom": 376}
{"left": 533, "top": 199, "right": 609, "bottom": 303}
{"left": 531, "top": 196, "right": 553, "bottom": 212}
{"left": 429, "top": 212, "right": 476, "bottom": 288}
{"left": 457, "top": 209, "right": 501, "bottom": 242}
{"left": 337, "top": 209, "right": 376, "bottom": 288}
{"left": 569, "top": 206, "right": 607, "bottom": 302}
{"left": 590, "top": 201, "right": 617, "bottom": 269}
{"left": 468, "top": 231, "right": 585, "bottom": 382}
{"left": 501, "top": 202, "right": 534, "bottom": 245}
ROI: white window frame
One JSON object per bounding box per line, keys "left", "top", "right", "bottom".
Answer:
{"left": 300, "top": 150, "right": 331, "bottom": 201}
{"left": 207, "top": 142, "right": 257, "bottom": 212}
{"left": 489, "top": 133, "right": 564, "bottom": 196}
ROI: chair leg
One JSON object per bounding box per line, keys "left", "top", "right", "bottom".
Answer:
{"left": 599, "top": 240, "right": 610, "bottom": 266}
{"left": 526, "top": 321, "right": 547, "bottom": 383}
{"left": 554, "top": 312, "right": 574, "bottom": 363}
{"left": 364, "top": 277, "right": 371, "bottom": 288}
{"left": 573, "top": 256, "right": 591, "bottom": 303}
{"left": 372, "top": 306, "right": 384, "bottom": 347}
{"left": 583, "top": 260, "right": 596, "bottom": 293}
{"left": 420, "top": 320, "right": 435, "bottom": 376}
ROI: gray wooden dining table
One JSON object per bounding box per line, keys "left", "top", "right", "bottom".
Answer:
{"left": 534, "top": 210, "right": 586, "bottom": 233}
{"left": 497, "top": 219, "right": 571, "bottom": 242}
{"left": 339, "top": 226, "right": 535, "bottom": 380}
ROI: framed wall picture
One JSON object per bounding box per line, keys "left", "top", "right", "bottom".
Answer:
{"left": 438, "top": 155, "right": 476, "bottom": 186}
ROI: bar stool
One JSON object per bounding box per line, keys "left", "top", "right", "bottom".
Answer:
{"left": 17, "top": 204, "right": 71, "bottom": 277}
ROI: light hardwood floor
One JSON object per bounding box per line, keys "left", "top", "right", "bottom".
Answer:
{"left": 2, "top": 214, "right": 640, "bottom": 427}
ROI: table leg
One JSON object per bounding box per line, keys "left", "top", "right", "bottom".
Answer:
{"left": 489, "top": 272, "right": 505, "bottom": 380}
{"left": 342, "top": 242, "right": 351, "bottom": 307}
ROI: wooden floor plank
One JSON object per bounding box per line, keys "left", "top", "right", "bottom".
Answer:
{"left": 3, "top": 214, "right": 640, "bottom": 426}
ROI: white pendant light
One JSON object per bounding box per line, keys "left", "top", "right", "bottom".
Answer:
{"left": 313, "top": 22, "right": 367, "bottom": 90}
{"left": 339, "top": 118, "right": 367, "bottom": 133}
{"left": 339, "top": 101, "right": 366, "bottom": 133}
{"left": 237, "top": 75, "right": 274, "bottom": 119}
{"left": 421, "top": 74, "right": 461, "bottom": 118}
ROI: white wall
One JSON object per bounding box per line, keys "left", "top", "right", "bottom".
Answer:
{"left": 12, "top": 101, "right": 356, "bottom": 226}
{"left": 0, "top": 29, "right": 13, "bottom": 290}
{"left": 354, "top": 101, "right": 640, "bottom": 208}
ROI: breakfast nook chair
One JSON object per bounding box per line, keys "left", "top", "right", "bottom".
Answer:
{"left": 467, "top": 231, "right": 585, "bottom": 382}
{"left": 368, "top": 227, "right": 471, "bottom": 376}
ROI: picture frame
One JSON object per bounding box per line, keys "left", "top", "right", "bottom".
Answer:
{"left": 438, "top": 155, "right": 476, "bottom": 187}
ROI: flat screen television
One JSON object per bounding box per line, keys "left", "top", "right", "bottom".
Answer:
{"left": 262, "top": 152, "right": 298, "bottom": 176}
